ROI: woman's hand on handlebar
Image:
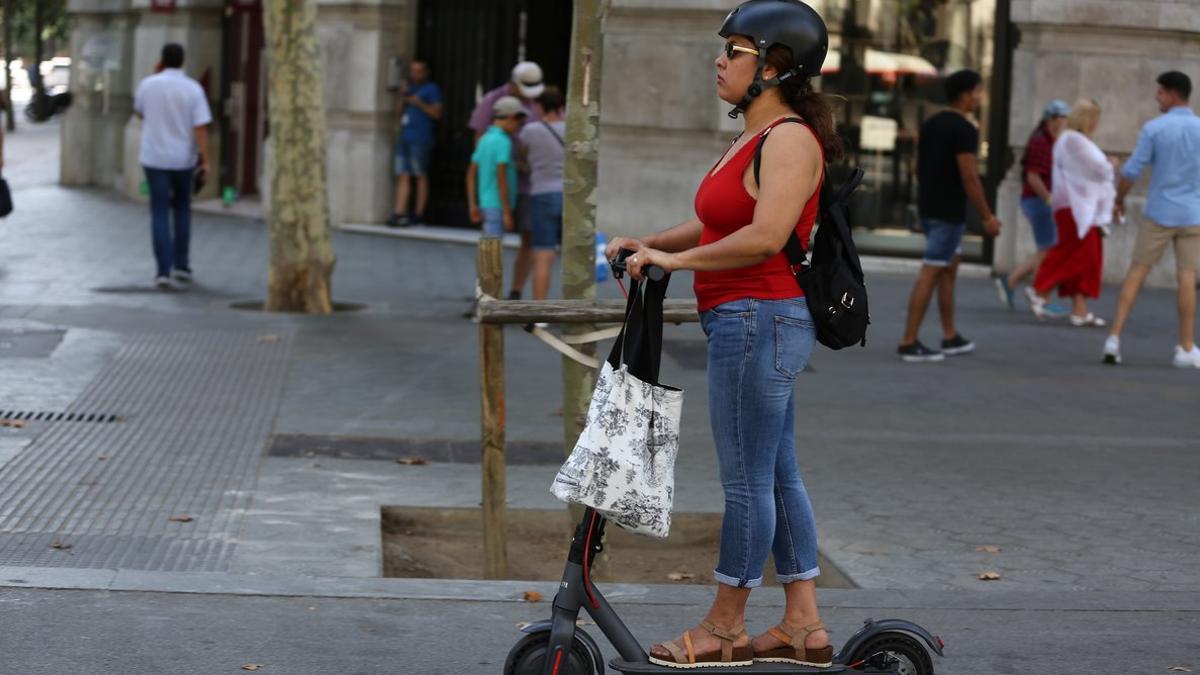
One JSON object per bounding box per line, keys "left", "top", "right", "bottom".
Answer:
{"left": 605, "top": 236, "right": 645, "bottom": 261}
{"left": 627, "top": 247, "right": 678, "bottom": 281}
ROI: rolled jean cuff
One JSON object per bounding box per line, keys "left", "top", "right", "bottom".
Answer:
{"left": 713, "top": 570, "right": 764, "bottom": 589}
{"left": 777, "top": 566, "right": 821, "bottom": 584}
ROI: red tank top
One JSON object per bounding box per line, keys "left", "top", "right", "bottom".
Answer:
{"left": 693, "top": 119, "right": 823, "bottom": 313}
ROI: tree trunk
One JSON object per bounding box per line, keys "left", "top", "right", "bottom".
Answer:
{"left": 3, "top": 0, "right": 14, "bottom": 132}
{"left": 561, "top": 0, "right": 608, "bottom": 524}
{"left": 262, "top": 0, "right": 335, "bottom": 314}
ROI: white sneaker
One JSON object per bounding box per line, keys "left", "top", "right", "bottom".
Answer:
{"left": 1102, "top": 335, "right": 1121, "bottom": 365}
{"left": 154, "top": 276, "right": 171, "bottom": 289}
{"left": 1171, "top": 344, "right": 1200, "bottom": 369}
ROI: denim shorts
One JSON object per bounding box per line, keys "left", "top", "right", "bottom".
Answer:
{"left": 528, "top": 192, "right": 563, "bottom": 250}
{"left": 481, "top": 207, "right": 505, "bottom": 238}
{"left": 394, "top": 137, "right": 432, "bottom": 176}
{"left": 1020, "top": 197, "right": 1057, "bottom": 251}
{"left": 699, "top": 297, "right": 820, "bottom": 588}
{"left": 921, "top": 218, "right": 966, "bottom": 266}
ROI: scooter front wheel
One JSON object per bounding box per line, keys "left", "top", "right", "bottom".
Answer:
{"left": 505, "top": 631, "right": 598, "bottom": 675}
{"left": 850, "top": 632, "right": 934, "bottom": 675}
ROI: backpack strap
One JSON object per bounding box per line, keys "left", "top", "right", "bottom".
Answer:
{"left": 541, "top": 120, "right": 565, "bottom": 147}
{"left": 751, "top": 117, "right": 826, "bottom": 269}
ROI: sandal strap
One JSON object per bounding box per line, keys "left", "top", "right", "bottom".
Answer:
{"left": 682, "top": 631, "right": 696, "bottom": 664}
{"left": 775, "top": 620, "right": 827, "bottom": 642}
{"left": 699, "top": 619, "right": 745, "bottom": 643}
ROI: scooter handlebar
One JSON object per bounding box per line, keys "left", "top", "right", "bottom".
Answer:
{"left": 610, "top": 248, "right": 666, "bottom": 282}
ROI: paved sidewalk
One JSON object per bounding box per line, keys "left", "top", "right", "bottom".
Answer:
{"left": 1, "top": 115, "right": 1198, "bottom": 673}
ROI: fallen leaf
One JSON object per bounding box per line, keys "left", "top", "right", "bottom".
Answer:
{"left": 395, "top": 457, "right": 428, "bottom": 466}
{"left": 977, "top": 571, "right": 1002, "bottom": 581}
{"left": 241, "top": 665, "right": 264, "bottom": 672}
{"left": 666, "top": 572, "right": 696, "bottom": 581}
{"left": 522, "top": 590, "right": 544, "bottom": 602}
{"left": 0, "top": 419, "right": 27, "bottom": 429}
{"left": 50, "top": 539, "right": 71, "bottom": 550}
{"left": 975, "top": 546, "right": 1002, "bottom": 553}
{"left": 169, "top": 516, "right": 194, "bottom": 523}
{"left": 1166, "top": 667, "right": 1192, "bottom": 672}
{"left": 256, "top": 335, "right": 279, "bottom": 343}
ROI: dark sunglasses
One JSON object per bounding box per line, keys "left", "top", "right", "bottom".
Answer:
{"left": 724, "top": 42, "right": 760, "bottom": 60}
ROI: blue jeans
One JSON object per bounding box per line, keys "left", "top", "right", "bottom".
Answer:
{"left": 700, "top": 297, "right": 820, "bottom": 588}
{"left": 144, "top": 166, "right": 193, "bottom": 278}
{"left": 481, "top": 207, "right": 505, "bottom": 238}
{"left": 920, "top": 218, "right": 966, "bottom": 266}
{"left": 1020, "top": 197, "right": 1058, "bottom": 250}
{"left": 528, "top": 192, "right": 563, "bottom": 250}
{"left": 394, "top": 137, "right": 433, "bottom": 176}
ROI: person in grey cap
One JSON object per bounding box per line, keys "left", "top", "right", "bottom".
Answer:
{"left": 469, "top": 62, "right": 545, "bottom": 299}
{"left": 995, "top": 99, "right": 1071, "bottom": 313}
{"left": 466, "top": 96, "right": 527, "bottom": 242}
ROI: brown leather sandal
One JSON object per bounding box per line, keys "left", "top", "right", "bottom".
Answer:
{"left": 648, "top": 619, "right": 754, "bottom": 669}
{"left": 754, "top": 620, "right": 834, "bottom": 667}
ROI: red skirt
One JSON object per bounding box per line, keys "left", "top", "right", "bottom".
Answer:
{"left": 1033, "top": 209, "right": 1103, "bottom": 299}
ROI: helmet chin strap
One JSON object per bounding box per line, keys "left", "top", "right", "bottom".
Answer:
{"left": 728, "top": 44, "right": 804, "bottom": 119}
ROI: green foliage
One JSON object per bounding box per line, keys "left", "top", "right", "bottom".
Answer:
{"left": 4, "top": 0, "right": 70, "bottom": 58}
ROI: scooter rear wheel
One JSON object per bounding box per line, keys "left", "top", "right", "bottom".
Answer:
{"left": 505, "top": 631, "right": 598, "bottom": 675}
{"left": 850, "top": 633, "right": 934, "bottom": 675}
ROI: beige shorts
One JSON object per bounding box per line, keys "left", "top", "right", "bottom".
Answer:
{"left": 1132, "top": 219, "right": 1200, "bottom": 271}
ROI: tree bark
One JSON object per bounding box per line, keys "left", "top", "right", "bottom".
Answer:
{"left": 262, "top": 0, "right": 335, "bottom": 314}
{"left": 561, "top": 0, "right": 608, "bottom": 524}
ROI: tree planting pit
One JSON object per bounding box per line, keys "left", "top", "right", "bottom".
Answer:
{"left": 381, "top": 506, "right": 853, "bottom": 587}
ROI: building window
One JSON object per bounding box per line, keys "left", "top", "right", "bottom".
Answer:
{"left": 816, "top": 0, "right": 999, "bottom": 261}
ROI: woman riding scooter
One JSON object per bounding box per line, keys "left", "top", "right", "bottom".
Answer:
{"left": 608, "top": 0, "right": 841, "bottom": 668}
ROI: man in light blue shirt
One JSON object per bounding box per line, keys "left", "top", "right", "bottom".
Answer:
{"left": 1105, "top": 71, "right": 1200, "bottom": 368}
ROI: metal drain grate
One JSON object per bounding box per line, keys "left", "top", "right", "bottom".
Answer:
{"left": 0, "top": 410, "right": 121, "bottom": 423}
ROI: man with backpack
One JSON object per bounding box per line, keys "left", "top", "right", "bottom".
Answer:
{"left": 518, "top": 86, "right": 566, "bottom": 301}
{"left": 897, "top": 69, "right": 1002, "bottom": 362}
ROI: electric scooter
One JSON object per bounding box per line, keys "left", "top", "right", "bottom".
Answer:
{"left": 504, "top": 253, "right": 944, "bottom": 674}
{"left": 504, "top": 508, "right": 943, "bottom": 675}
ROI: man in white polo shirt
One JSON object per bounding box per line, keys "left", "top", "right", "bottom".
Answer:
{"left": 134, "top": 43, "right": 212, "bottom": 289}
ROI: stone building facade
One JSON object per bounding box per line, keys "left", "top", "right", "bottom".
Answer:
{"left": 62, "top": 0, "right": 1200, "bottom": 286}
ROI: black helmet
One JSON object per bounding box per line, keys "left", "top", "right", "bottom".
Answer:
{"left": 719, "top": 0, "right": 829, "bottom": 118}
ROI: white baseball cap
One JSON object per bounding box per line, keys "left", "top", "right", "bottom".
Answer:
{"left": 511, "top": 61, "right": 545, "bottom": 99}
{"left": 492, "top": 95, "right": 529, "bottom": 119}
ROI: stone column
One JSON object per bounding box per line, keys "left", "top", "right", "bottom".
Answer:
{"left": 995, "top": 0, "right": 1200, "bottom": 288}
{"left": 61, "top": 0, "right": 136, "bottom": 189}
{"left": 117, "top": 0, "right": 224, "bottom": 199}
{"left": 314, "top": 0, "right": 417, "bottom": 226}
{"left": 596, "top": 3, "right": 738, "bottom": 237}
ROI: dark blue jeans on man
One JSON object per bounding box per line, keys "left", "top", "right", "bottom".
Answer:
{"left": 143, "top": 166, "right": 193, "bottom": 278}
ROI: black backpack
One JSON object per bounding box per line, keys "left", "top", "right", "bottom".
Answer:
{"left": 753, "top": 119, "right": 869, "bottom": 349}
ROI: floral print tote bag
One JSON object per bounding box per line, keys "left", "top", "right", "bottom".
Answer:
{"left": 550, "top": 275, "right": 682, "bottom": 537}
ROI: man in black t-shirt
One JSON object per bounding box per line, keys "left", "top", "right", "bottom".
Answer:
{"left": 898, "top": 69, "right": 1002, "bottom": 362}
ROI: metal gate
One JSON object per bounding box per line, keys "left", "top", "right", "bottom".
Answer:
{"left": 417, "top": 0, "right": 573, "bottom": 228}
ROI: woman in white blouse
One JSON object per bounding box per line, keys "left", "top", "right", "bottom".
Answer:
{"left": 1027, "top": 99, "right": 1118, "bottom": 326}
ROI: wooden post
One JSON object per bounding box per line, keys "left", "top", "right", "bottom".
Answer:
{"left": 478, "top": 238, "right": 507, "bottom": 579}
{"left": 561, "top": 0, "right": 608, "bottom": 525}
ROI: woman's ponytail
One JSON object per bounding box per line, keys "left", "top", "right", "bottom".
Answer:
{"left": 767, "top": 45, "right": 843, "bottom": 161}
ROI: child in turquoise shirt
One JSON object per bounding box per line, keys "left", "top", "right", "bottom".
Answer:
{"left": 467, "top": 96, "right": 526, "bottom": 237}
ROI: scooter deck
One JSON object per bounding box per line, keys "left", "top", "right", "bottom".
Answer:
{"left": 610, "top": 660, "right": 863, "bottom": 674}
